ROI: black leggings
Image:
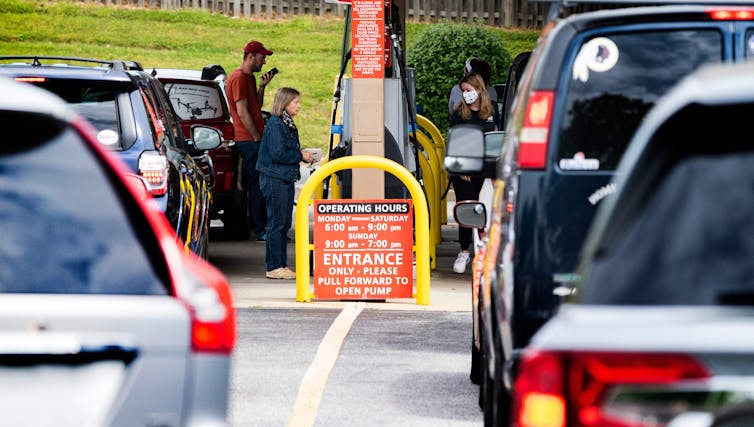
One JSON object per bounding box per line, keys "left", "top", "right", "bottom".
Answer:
{"left": 450, "top": 175, "right": 484, "bottom": 251}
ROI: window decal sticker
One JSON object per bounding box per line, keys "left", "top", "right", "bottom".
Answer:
{"left": 588, "top": 183, "right": 616, "bottom": 205}
{"left": 573, "top": 37, "right": 620, "bottom": 83}
{"left": 96, "top": 129, "right": 119, "bottom": 147}
{"left": 559, "top": 151, "right": 599, "bottom": 171}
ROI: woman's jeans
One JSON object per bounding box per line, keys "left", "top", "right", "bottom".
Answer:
{"left": 260, "top": 174, "right": 294, "bottom": 271}
{"left": 236, "top": 140, "right": 267, "bottom": 237}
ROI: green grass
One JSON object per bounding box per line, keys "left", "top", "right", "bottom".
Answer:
{"left": 0, "top": 0, "right": 538, "bottom": 150}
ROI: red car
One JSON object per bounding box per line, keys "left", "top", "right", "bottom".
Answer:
{"left": 153, "top": 66, "right": 251, "bottom": 240}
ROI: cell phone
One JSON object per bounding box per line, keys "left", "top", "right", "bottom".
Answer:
{"left": 269, "top": 67, "right": 279, "bottom": 76}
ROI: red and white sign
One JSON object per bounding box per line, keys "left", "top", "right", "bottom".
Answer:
{"left": 351, "top": 0, "right": 385, "bottom": 78}
{"left": 313, "top": 200, "right": 413, "bottom": 300}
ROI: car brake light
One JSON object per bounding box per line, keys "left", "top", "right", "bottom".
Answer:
{"left": 707, "top": 8, "right": 754, "bottom": 20}
{"left": 518, "top": 90, "right": 554, "bottom": 169}
{"left": 14, "top": 77, "right": 46, "bottom": 83}
{"left": 177, "top": 256, "right": 236, "bottom": 354}
{"left": 138, "top": 150, "right": 169, "bottom": 196}
{"left": 513, "top": 351, "right": 710, "bottom": 427}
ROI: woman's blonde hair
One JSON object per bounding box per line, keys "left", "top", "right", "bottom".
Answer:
{"left": 454, "top": 73, "right": 493, "bottom": 122}
{"left": 271, "top": 87, "right": 300, "bottom": 116}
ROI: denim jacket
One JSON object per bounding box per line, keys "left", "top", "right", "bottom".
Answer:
{"left": 255, "top": 115, "right": 303, "bottom": 183}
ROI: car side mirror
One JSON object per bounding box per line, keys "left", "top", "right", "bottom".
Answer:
{"left": 191, "top": 125, "right": 222, "bottom": 151}
{"left": 444, "top": 124, "right": 485, "bottom": 175}
{"left": 454, "top": 201, "right": 487, "bottom": 229}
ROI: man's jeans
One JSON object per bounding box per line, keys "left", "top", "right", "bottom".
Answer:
{"left": 236, "top": 140, "right": 266, "bottom": 236}
{"left": 260, "top": 174, "right": 294, "bottom": 271}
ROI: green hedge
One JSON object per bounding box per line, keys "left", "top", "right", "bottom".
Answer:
{"left": 407, "top": 22, "right": 512, "bottom": 136}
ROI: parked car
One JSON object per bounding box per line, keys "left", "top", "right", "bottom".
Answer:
{"left": 513, "top": 60, "right": 754, "bottom": 427}
{"left": 445, "top": 2, "right": 754, "bottom": 424}
{"left": 0, "top": 56, "right": 220, "bottom": 258}
{"left": 152, "top": 65, "right": 252, "bottom": 240}
{"left": 454, "top": 51, "right": 531, "bottom": 390}
{"left": 0, "top": 76, "right": 235, "bottom": 426}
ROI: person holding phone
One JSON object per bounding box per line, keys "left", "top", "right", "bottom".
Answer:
{"left": 226, "top": 40, "right": 277, "bottom": 241}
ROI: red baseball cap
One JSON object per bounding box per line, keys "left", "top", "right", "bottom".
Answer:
{"left": 244, "top": 41, "right": 273, "bottom": 56}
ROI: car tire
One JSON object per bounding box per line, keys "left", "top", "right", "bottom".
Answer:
{"left": 480, "top": 335, "right": 490, "bottom": 412}
{"left": 471, "top": 340, "right": 481, "bottom": 385}
{"left": 470, "top": 299, "right": 482, "bottom": 385}
{"left": 491, "top": 329, "right": 512, "bottom": 426}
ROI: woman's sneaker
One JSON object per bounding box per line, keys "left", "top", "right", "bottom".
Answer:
{"left": 266, "top": 267, "right": 296, "bottom": 279}
{"left": 453, "top": 251, "right": 471, "bottom": 274}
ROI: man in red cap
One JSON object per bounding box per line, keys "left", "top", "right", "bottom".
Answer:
{"left": 226, "top": 40, "right": 276, "bottom": 241}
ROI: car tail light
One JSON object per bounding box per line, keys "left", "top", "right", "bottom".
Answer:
{"left": 707, "top": 8, "right": 754, "bottom": 20}
{"left": 518, "top": 90, "right": 554, "bottom": 169}
{"left": 176, "top": 256, "right": 236, "bottom": 354}
{"left": 138, "top": 150, "right": 169, "bottom": 196}
{"left": 513, "top": 351, "right": 710, "bottom": 427}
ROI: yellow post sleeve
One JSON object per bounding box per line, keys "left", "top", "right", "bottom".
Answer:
{"left": 295, "top": 155, "right": 431, "bottom": 305}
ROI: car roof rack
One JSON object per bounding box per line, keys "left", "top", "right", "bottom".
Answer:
{"left": 0, "top": 56, "right": 144, "bottom": 72}
{"left": 530, "top": 0, "right": 754, "bottom": 22}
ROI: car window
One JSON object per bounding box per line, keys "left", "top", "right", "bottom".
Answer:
{"left": 163, "top": 82, "right": 225, "bottom": 121}
{"left": 558, "top": 29, "right": 723, "bottom": 170}
{"left": 580, "top": 105, "right": 754, "bottom": 306}
{"left": 147, "top": 80, "right": 187, "bottom": 149}
{"left": 30, "top": 79, "right": 136, "bottom": 151}
{"left": 747, "top": 28, "right": 754, "bottom": 59}
{"left": 138, "top": 87, "right": 166, "bottom": 149}
{"left": 0, "top": 111, "right": 168, "bottom": 295}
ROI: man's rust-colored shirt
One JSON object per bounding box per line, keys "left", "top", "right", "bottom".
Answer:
{"left": 226, "top": 68, "right": 265, "bottom": 141}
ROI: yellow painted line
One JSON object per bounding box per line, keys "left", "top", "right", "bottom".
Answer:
{"left": 287, "top": 302, "right": 365, "bottom": 427}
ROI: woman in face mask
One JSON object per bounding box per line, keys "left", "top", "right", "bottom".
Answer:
{"left": 448, "top": 72, "right": 499, "bottom": 274}
{"left": 450, "top": 72, "right": 499, "bottom": 132}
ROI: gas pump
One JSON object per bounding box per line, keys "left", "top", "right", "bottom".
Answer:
{"left": 324, "top": 0, "right": 420, "bottom": 199}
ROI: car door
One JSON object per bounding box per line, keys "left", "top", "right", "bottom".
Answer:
{"left": 143, "top": 79, "right": 209, "bottom": 256}
{"left": 0, "top": 109, "right": 191, "bottom": 426}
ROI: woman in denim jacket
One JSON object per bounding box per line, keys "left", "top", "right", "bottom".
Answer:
{"left": 256, "top": 87, "right": 314, "bottom": 279}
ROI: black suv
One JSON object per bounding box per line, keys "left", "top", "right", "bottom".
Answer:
{"left": 0, "top": 56, "right": 221, "bottom": 258}
{"left": 444, "top": 2, "right": 754, "bottom": 424}
{"left": 152, "top": 66, "right": 250, "bottom": 240}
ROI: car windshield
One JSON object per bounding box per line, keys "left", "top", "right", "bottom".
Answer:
{"left": 0, "top": 111, "right": 167, "bottom": 295}
{"left": 163, "top": 82, "right": 225, "bottom": 121}
{"left": 558, "top": 29, "right": 722, "bottom": 170}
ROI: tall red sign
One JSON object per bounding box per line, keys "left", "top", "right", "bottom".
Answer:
{"left": 351, "top": 0, "right": 385, "bottom": 78}
{"left": 313, "top": 200, "right": 413, "bottom": 300}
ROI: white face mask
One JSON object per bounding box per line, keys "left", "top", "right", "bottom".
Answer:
{"left": 462, "top": 90, "right": 479, "bottom": 105}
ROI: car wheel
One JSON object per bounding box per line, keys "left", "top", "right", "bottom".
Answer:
{"left": 479, "top": 334, "right": 490, "bottom": 412}
{"left": 471, "top": 339, "right": 481, "bottom": 385}
{"left": 200, "top": 227, "right": 210, "bottom": 260}
{"left": 223, "top": 189, "right": 250, "bottom": 241}
{"left": 491, "top": 329, "right": 512, "bottom": 426}
{"left": 470, "top": 301, "right": 482, "bottom": 385}
{"left": 482, "top": 361, "right": 494, "bottom": 427}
